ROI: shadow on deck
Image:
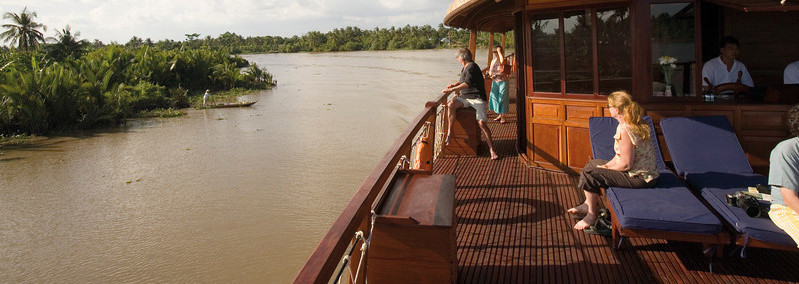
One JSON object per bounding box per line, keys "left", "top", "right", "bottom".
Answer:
{"left": 432, "top": 101, "right": 799, "bottom": 283}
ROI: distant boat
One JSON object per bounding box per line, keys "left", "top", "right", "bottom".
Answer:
{"left": 198, "top": 101, "right": 256, "bottom": 109}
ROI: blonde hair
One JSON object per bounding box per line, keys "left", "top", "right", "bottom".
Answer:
{"left": 608, "top": 91, "right": 650, "bottom": 140}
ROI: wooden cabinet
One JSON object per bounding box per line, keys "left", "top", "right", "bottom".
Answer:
{"left": 527, "top": 97, "right": 604, "bottom": 173}
{"left": 443, "top": 108, "right": 480, "bottom": 156}
{"left": 367, "top": 171, "right": 457, "bottom": 283}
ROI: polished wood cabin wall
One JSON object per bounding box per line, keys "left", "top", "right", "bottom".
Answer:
{"left": 526, "top": 97, "right": 792, "bottom": 175}
{"left": 526, "top": 97, "right": 606, "bottom": 174}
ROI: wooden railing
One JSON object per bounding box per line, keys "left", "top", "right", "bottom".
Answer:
{"left": 293, "top": 92, "right": 452, "bottom": 284}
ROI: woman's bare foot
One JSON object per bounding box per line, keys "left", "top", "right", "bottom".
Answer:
{"left": 490, "top": 150, "right": 499, "bottom": 160}
{"left": 500, "top": 119, "right": 507, "bottom": 124}
{"left": 567, "top": 203, "right": 588, "bottom": 215}
{"left": 493, "top": 115, "right": 502, "bottom": 121}
{"left": 574, "top": 214, "right": 598, "bottom": 230}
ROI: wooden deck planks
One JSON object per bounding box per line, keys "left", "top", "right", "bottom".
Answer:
{"left": 432, "top": 103, "right": 799, "bottom": 284}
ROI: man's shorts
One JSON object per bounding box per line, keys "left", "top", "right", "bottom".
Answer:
{"left": 769, "top": 203, "right": 799, "bottom": 247}
{"left": 454, "top": 97, "right": 488, "bottom": 122}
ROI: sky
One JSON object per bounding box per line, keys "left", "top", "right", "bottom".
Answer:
{"left": 1, "top": 0, "right": 453, "bottom": 44}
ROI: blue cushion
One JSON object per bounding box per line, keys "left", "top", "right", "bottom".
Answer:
{"left": 588, "top": 116, "right": 666, "bottom": 171}
{"left": 684, "top": 172, "right": 767, "bottom": 192}
{"left": 606, "top": 171, "right": 722, "bottom": 235}
{"left": 683, "top": 172, "right": 796, "bottom": 246}
{"left": 589, "top": 116, "right": 721, "bottom": 235}
{"left": 701, "top": 187, "right": 797, "bottom": 247}
{"left": 661, "top": 118, "right": 795, "bottom": 247}
{"left": 660, "top": 116, "right": 753, "bottom": 176}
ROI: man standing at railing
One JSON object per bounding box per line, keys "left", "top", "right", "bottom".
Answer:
{"left": 442, "top": 48, "right": 499, "bottom": 160}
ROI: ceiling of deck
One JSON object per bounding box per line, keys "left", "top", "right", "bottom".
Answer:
{"left": 444, "top": 0, "right": 799, "bottom": 32}
{"left": 444, "top": 0, "right": 522, "bottom": 33}
{"left": 707, "top": 0, "right": 799, "bottom": 12}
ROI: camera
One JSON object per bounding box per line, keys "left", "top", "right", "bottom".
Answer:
{"left": 725, "top": 191, "right": 764, "bottom": 218}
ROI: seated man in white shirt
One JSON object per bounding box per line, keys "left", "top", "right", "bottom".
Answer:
{"left": 785, "top": 60, "right": 799, "bottom": 85}
{"left": 701, "top": 36, "right": 754, "bottom": 95}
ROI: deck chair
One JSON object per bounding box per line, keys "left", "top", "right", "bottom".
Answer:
{"left": 589, "top": 117, "right": 727, "bottom": 258}
{"left": 660, "top": 116, "right": 798, "bottom": 256}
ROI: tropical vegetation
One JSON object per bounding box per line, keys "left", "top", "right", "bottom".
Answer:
{"left": 129, "top": 24, "right": 514, "bottom": 54}
{"left": 1, "top": 7, "right": 46, "bottom": 51}
{"left": 0, "top": 8, "right": 274, "bottom": 136}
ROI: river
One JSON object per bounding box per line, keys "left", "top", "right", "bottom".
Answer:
{"left": 0, "top": 49, "right": 464, "bottom": 282}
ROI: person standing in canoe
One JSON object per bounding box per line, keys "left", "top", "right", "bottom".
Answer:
{"left": 203, "top": 89, "right": 211, "bottom": 106}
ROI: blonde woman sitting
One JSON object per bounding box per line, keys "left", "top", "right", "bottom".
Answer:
{"left": 568, "top": 91, "right": 660, "bottom": 230}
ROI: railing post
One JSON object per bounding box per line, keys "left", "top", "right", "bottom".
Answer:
{"left": 425, "top": 112, "right": 436, "bottom": 169}
{"left": 469, "top": 30, "right": 477, "bottom": 62}
{"left": 487, "top": 33, "right": 495, "bottom": 68}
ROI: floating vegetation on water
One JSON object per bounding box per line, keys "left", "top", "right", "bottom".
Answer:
{"left": 137, "top": 108, "right": 186, "bottom": 118}
{"left": 0, "top": 134, "right": 36, "bottom": 146}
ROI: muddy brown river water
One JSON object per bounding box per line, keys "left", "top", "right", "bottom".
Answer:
{"left": 0, "top": 49, "right": 465, "bottom": 282}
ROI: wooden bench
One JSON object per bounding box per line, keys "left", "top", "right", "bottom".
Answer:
{"left": 367, "top": 170, "right": 457, "bottom": 283}
{"left": 444, "top": 107, "right": 480, "bottom": 156}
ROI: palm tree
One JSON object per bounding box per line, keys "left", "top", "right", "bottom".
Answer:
{"left": 0, "top": 7, "right": 47, "bottom": 51}
{"left": 45, "top": 25, "right": 89, "bottom": 61}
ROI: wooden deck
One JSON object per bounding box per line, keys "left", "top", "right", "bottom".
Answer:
{"left": 433, "top": 102, "right": 799, "bottom": 283}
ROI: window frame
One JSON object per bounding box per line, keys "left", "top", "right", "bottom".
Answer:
{"left": 528, "top": 5, "right": 633, "bottom": 99}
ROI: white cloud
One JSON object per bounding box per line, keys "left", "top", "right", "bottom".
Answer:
{"left": 0, "top": 0, "right": 450, "bottom": 44}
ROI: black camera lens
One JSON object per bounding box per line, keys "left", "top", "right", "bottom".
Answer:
{"left": 737, "top": 195, "right": 762, "bottom": 218}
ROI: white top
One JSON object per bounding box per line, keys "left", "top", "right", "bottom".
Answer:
{"left": 785, "top": 60, "right": 799, "bottom": 84}
{"left": 701, "top": 56, "right": 754, "bottom": 87}
{"left": 613, "top": 123, "right": 659, "bottom": 183}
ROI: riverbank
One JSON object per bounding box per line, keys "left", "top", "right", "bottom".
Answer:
{"left": 0, "top": 134, "right": 38, "bottom": 146}
{"left": 0, "top": 46, "right": 275, "bottom": 136}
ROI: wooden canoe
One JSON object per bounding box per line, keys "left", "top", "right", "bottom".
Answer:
{"left": 199, "top": 101, "right": 257, "bottom": 109}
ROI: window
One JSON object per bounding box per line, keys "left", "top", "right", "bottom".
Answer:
{"left": 651, "top": 3, "right": 696, "bottom": 97}
{"left": 597, "top": 8, "right": 631, "bottom": 95}
{"left": 530, "top": 8, "right": 631, "bottom": 96}
{"left": 564, "top": 10, "right": 594, "bottom": 94}
{"left": 531, "top": 14, "right": 561, "bottom": 93}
